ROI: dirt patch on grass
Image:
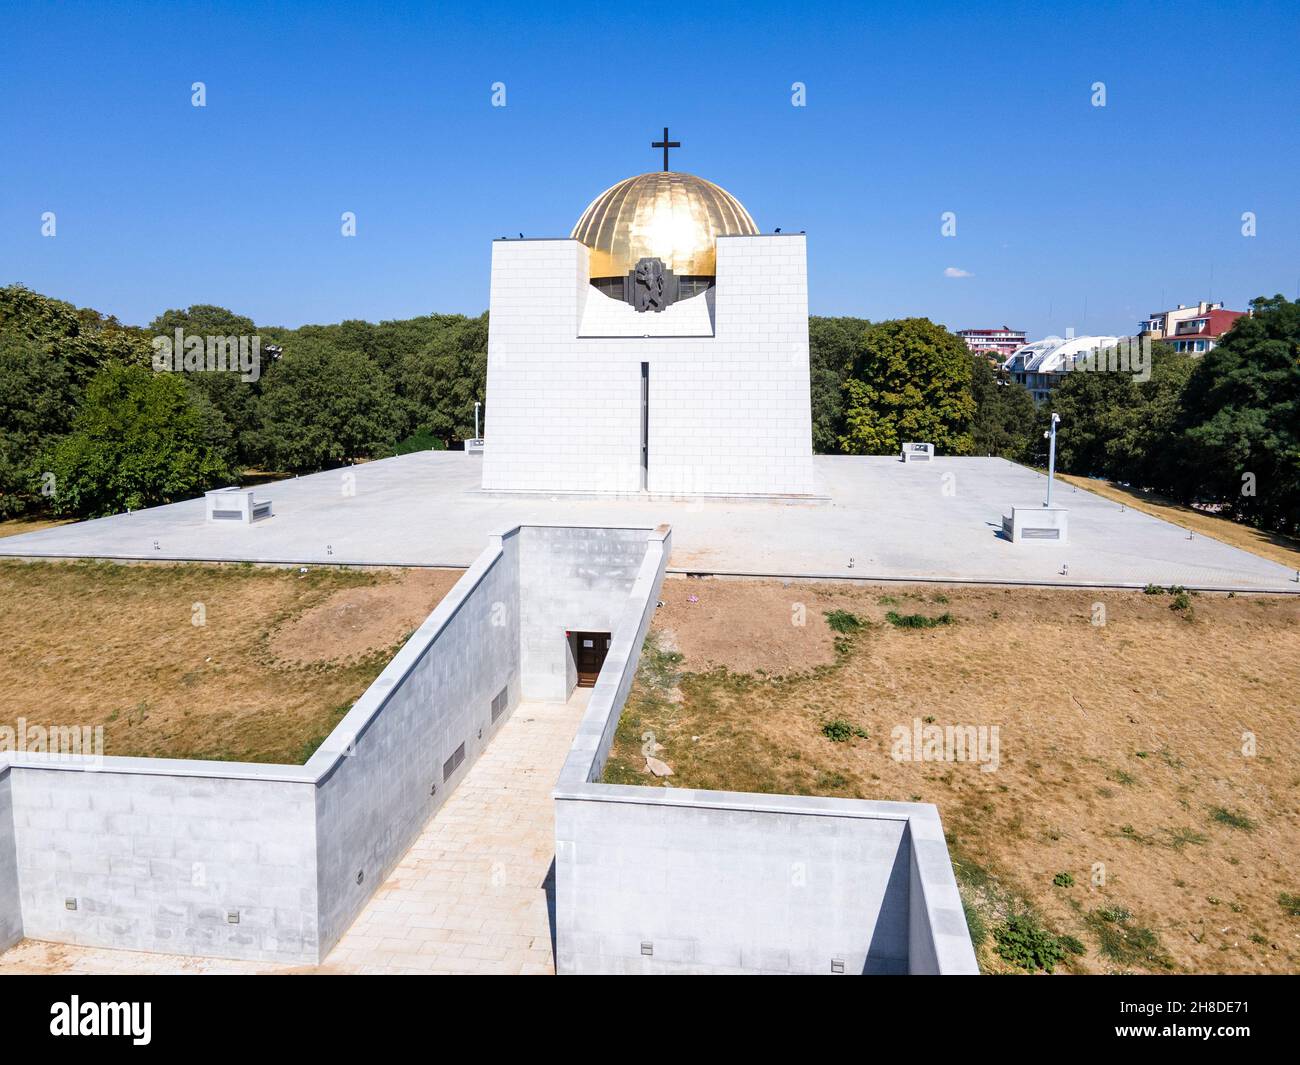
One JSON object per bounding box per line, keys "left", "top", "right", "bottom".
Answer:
{"left": 606, "top": 579, "right": 1300, "bottom": 974}
{"left": 269, "top": 568, "right": 461, "bottom": 665}
{"left": 657, "top": 576, "right": 854, "bottom": 673}
{"left": 0, "top": 560, "right": 459, "bottom": 764}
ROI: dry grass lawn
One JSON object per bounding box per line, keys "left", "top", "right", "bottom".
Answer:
{"left": 0, "top": 516, "right": 73, "bottom": 539}
{"left": 605, "top": 575, "right": 1300, "bottom": 974}
{"left": 0, "top": 560, "right": 460, "bottom": 764}
{"left": 1049, "top": 471, "right": 1300, "bottom": 572}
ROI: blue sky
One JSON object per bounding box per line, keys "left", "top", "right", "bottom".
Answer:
{"left": 1, "top": 0, "right": 1297, "bottom": 338}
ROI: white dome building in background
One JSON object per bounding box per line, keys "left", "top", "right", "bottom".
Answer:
{"left": 1004, "top": 334, "right": 1122, "bottom": 403}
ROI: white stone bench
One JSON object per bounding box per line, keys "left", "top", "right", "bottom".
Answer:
{"left": 1002, "top": 505, "right": 1068, "bottom": 543}
{"left": 205, "top": 487, "right": 272, "bottom": 524}
{"left": 901, "top": 442, "right": 934, "bottom": 463}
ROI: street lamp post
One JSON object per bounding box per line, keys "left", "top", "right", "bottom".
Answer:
{"left": 1045, "top": 412, "right": 1061, "bottom": 507}
{"left": 474, "top": 401, "right": 481, "bottom": 441}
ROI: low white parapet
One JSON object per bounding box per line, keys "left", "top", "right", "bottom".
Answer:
{"left": 205, "top": 487, "right": 272, "bottom": 524}
{"left": 901, "top": 442, "right": 934, "bottom": 463}
{"left": 1002, "top": 505, "right": 1069, "bottom": 543}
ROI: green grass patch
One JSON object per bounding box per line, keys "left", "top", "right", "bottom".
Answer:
{"left": 820, "top": 719, "right": 868, "bottom": 743}
{"left": 823, "top": 609, "right": 866, "bottom": 634}
{"left": 993, "top": 912, "right": 1067, "bottom": 974}
{"left": 884, "top": 610, "right": 953, "bottom": 630}
{"left": 1084, "top": 906, "right": 1172, "bottom": 969}
{"left": 1210, "top": 806, "right": 1256, "bottom": 831}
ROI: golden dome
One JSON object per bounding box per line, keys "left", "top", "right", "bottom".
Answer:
{"left": 571, "top": 171, "right": 759, "bottom": 278}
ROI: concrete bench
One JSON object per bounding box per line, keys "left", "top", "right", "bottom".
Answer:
{"left": 901, "top": 442, "right": 934, "bottom": 463}
{"left": 205, "top": 487, "right": 272, "bottom": 524}
{"left": 1002, "top": 505, "right": 1068, "bottom": 543}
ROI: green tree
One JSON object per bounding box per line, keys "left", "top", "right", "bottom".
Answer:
{"left": 839, "top": 318, "right": 976, "bottom": 455}
{"left": 253, "top": 347, "right": 400, "bottom": 472}
{"left": 808, "top": 316, "right": 869, "bottom": 454}
{"left": 1049, "top": 362, "right": 1137, "bottom": 476}
{"left": 397, "top": 314, "right": 488, "bottom": 447}
{"left": 0, "top": 285, "right": 157, "bottom": 517}
{"left": 1177, "top": 295, "right": 1300, "bottom": 530}
{"left": 1, "top": 284, "right": 153, "bottom": 384}
{"left": 149, "top": 305, "right": 261, "bottom": 464}
{"left": 1106, "top": 343, "right": 1192, "bottom": 490}
{"left": 0, "top": 333, "right": 80, "bottom": 517}
{"left": 48, "top": 363, "right": 236, "bottom": 517}
{"left": 969, "top": 354, "right": 1038, "bottom": 460}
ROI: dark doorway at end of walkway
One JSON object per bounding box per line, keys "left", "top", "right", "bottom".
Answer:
{"left": 569, "top": 631, "right": 610, "bottom": 688}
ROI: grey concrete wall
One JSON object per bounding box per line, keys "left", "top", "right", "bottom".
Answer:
{"left": 0, "top": 523, "right": 651, "bottom": 966}
{"left": 554, "top": 791, "right": 912, "bottom": 974}
{"left": 310, "top": 530, "right": 522, "bottom": 954}
{"left": 907, "top": 813, "right": 980, "bottom": 974}
{"left": 0, "top": 769, "right": 20, "bottom": 951}
{"left": 551, "top": 523, "right": 978, "bottom": 975}
{"left": 9, "top": 767, "right": 318, "bottom": 961}
{"left": 518, "top": 525, "right": 654, "bottom": 701}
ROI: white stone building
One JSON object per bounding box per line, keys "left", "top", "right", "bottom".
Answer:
{"left": 1004, "top": 334, "right": 1123, "bottom": 403}
{"left": 481, "top": 170, "right": 817, "bottom": 497}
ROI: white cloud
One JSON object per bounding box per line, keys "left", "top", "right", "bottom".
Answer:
{"left": 944, "top": 266, "right": 973, "bottom": 278}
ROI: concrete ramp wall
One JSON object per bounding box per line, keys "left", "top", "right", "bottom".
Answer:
{"left": 0, "top": 769, "right": 20, "bottom": 952}
{"left": 0, "top": 524, "right": 656, "bottom": 965}
{"left": 552, "top": 523, "right": 979, "bottom": 975}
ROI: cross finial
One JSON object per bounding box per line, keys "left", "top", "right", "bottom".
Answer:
{"left": 651, "top": 126, "right": 680, "bottom": 171}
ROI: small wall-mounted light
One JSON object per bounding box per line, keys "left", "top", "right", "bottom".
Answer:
{"left": 831, "top": 958, "right": 845, "bottom": 974}
{"left": 640, "top": 941, "right": 654, "bottom": 957}
{"left": 64, "top": 897, "right": 77, "bottom": 911}
{"left": 226, "top": 910, "right": 240, "bottom": 925}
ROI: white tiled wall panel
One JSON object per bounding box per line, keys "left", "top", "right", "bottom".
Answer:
{"left": 481, "top": 235, "right": 817, "bottom": 497}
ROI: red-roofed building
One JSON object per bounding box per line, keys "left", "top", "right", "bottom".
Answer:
{"left": 956, "top": 327, "right": 1027, "bottom": 361}
{"left": 1167, "top": 308, "right": 1246, "bottom": 354}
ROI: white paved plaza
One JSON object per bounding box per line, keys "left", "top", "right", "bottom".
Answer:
{"left": 0, "top": 452, "right": 1295, "bottom": 591}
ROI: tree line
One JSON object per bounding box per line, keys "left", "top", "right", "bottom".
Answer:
{"left": 812, "top": 301, "right": 1298, "bottom": 534}
{"left": 2, "top": 284, "right": 1296, "bottom": 534}
{"left": 0, "top": 286, "right": 485, "bottom": 518}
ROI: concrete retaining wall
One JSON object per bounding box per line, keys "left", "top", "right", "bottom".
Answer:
{"left": 0, "top": 524, "right": 653, "bottom": 964}
{"left": 0, "top": 769, "right": 20, "bottom": 951}
{"left": 11, "top": 768, "right": 318, "bottom": 961}
{"left": 311, "top": 530, "right": 522, "bottom": 951}
{"left": 554, "top": 790, "right": 913, "bottom": 973}
{"left": 552, "top": 522, "right": 979, "bottom": 974}
{"left": 519, "top": 525, "right": 652, "bottom": 701}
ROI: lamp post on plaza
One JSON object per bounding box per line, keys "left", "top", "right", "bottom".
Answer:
{"left": 1045, "top": 412, "right": 1061, "bottom": 507}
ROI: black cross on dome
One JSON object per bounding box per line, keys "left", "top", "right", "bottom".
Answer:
{"left": 651, "top": 127, "right": 680, "bottom": 171}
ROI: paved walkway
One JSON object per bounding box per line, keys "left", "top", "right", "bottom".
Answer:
{"left": 1, "top": 453, "right": 1295, "bottom": 590}
{"left": 0, "top": 694, "right": 587, "bottom": 975}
